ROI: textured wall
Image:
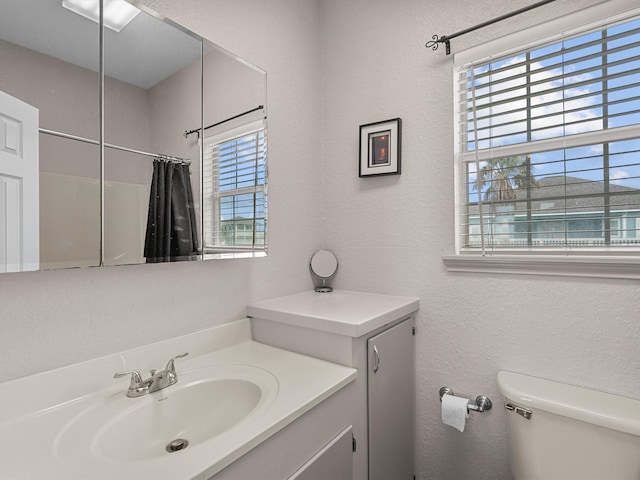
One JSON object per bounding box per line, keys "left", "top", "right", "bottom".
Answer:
{"left": 319, "top": 1, "right": 640, "bottom": 479}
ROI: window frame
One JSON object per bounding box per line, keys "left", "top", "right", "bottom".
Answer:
{"left": 202, "top": 119, "right": 267, "bottom": 258}
{"left": 447, "top": 0, "right": 640, "bottom": 279}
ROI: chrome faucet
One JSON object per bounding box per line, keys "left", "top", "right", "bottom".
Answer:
{"left": 114, "top": 352, "right": 189, "bottom": 398}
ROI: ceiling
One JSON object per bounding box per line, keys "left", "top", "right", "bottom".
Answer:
{"left": 0, "top": 0, "right": 202, "bottom": 89}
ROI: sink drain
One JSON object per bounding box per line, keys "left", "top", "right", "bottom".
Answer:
{"left": 166, "top": 438, "right": 189, "bottom": 453}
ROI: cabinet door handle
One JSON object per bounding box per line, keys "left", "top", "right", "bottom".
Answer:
{"left": 372, "top": 345, "right": 380, "bottom": 373}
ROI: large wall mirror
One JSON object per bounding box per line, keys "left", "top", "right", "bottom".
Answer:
{"left": 0, "top": 0, "right": 267, "bottom": 273}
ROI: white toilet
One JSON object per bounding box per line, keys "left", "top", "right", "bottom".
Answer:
{"left": 497, "top": 371, "right": 640, "bottom": 480}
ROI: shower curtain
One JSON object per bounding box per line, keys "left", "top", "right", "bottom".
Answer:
{"left": 144, "top": 159, "right": 198, "bottom": 262}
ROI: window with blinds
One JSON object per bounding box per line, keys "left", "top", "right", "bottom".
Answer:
{"left": 202, "top": 120, "right": 267, "bottom": 253}
{"left": 456, "top": 13, "right": 640, "bottom": 255}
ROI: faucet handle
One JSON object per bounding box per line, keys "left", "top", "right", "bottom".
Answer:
{"left": 113, "top": 370, "right": 144, "bottom": 389}
{"left": 165, "top": 352, "right": 189, "bottom": 373}
{"left": 114, "top": 370, "right": 152, "bottom": 397}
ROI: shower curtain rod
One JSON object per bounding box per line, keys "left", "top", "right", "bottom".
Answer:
{"left": 40, "top": 128, "right": 190, "bottom": 164}
{"left": 425, "top": 0, "right": 558, "bottom": 55}
{"left": 183, "top": 105, "right": 264, "bottom": 138}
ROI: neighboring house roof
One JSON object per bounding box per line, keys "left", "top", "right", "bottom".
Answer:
{"left": 516, "top": 176, "right": 640, "bottom": 213}
{"left": 470, "top": 176, "right": 640, "bottom": 214}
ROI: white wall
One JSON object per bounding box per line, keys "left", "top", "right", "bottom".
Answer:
{"left": 319, "top": 0, "right": 640, "bottom": 479}
{"left": 2, "top": 1, "right": 640, "bottom": 479}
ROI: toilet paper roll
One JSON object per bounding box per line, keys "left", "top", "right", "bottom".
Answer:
{"left": 441, "top": 394, "right": 469, "bottom": 432}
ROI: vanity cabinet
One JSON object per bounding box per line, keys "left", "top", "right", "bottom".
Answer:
{"left": 288, "top": 426, "right": 353, "bottom": 480}
{"left": 248, "top": 289, "right": 419, "bottom": 480}
{"left": 368, "top": 319, "right": 414, "bottom": 480}
{"left": 211, "top": 382, "right": 356, "bottom": 480}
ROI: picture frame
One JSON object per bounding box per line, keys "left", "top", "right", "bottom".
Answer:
{"left": 359, "top": 118, "right": 401, "bottom": 177}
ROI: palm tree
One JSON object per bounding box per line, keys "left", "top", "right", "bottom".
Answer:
{"left": 473, "top": 155, "right": 539, "bottom": 202}
{"left": 472, "top": 155, "right": 540, "bottom": 246}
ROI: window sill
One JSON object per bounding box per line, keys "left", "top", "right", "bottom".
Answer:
{"left": 442, "top": 254, "right": 640, "bottom": 280}
{"left": 202, "top": 250, "right": 267, "bottom": 260}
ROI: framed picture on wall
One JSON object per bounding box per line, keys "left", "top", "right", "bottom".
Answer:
{"left": 359, "top": 118, "right": 401, "bottom": 177}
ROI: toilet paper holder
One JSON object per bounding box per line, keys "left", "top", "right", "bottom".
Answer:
{"left": 439, "top": 386, "right": 492, "bottom": 413}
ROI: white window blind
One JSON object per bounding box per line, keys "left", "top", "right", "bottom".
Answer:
{"left": 203, "top": 120, "right": 267, "bottom": 253}
{"left": 455, "top": 12, "right": 640, "bottom": 255}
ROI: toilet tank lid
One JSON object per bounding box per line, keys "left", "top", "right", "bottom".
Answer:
{"left": 497, "top": 371, "right": 640, "bottom": 437}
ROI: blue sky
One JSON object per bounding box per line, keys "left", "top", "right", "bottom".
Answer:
{"left": 464, "top": 16, "right": 640, "bottom": 203}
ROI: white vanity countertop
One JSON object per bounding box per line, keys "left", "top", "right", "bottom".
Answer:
{"left": 247, "top": 289, "right": 420, "bottom": 337}
{"left": 0, "top": 319, "right": 356, "bottom": 479}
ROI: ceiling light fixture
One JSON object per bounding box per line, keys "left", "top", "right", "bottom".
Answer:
{"left": 62, "top": 0, "right": 141, "bottom": 33}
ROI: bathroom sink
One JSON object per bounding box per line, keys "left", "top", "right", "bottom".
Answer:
{"left": 98, "top": 378, "right": 263, "bottom": 460}
{"left": 54, "top": 364, "right": 279, "bottom": 464}
{"left": 0, "top": 319, "right": 357, "bottom": 479}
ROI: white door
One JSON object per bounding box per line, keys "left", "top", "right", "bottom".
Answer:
{"left": 0, "top": 90, "right": 39, "bottom": 272}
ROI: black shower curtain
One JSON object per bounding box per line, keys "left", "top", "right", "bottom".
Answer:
{"left": 144, "top": 159, "right": 198, "bottom": 263}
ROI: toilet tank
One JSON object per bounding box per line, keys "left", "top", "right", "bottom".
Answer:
{"left": 497, "top": 371, "right": 640, "bottom": 480}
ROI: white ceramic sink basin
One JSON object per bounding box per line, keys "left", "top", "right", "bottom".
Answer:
{"left": 54, "top": 365, "right": 279, "bottom": 464}
{"left": 98, "top": 378, "right": 262, "bottom": 461}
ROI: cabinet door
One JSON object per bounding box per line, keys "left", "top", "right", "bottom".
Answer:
{"left": 289, "top": 426, "right": 353, "bottom": 480}
{"left": 368, "top": 318, "right": 414, "bottom": 480}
